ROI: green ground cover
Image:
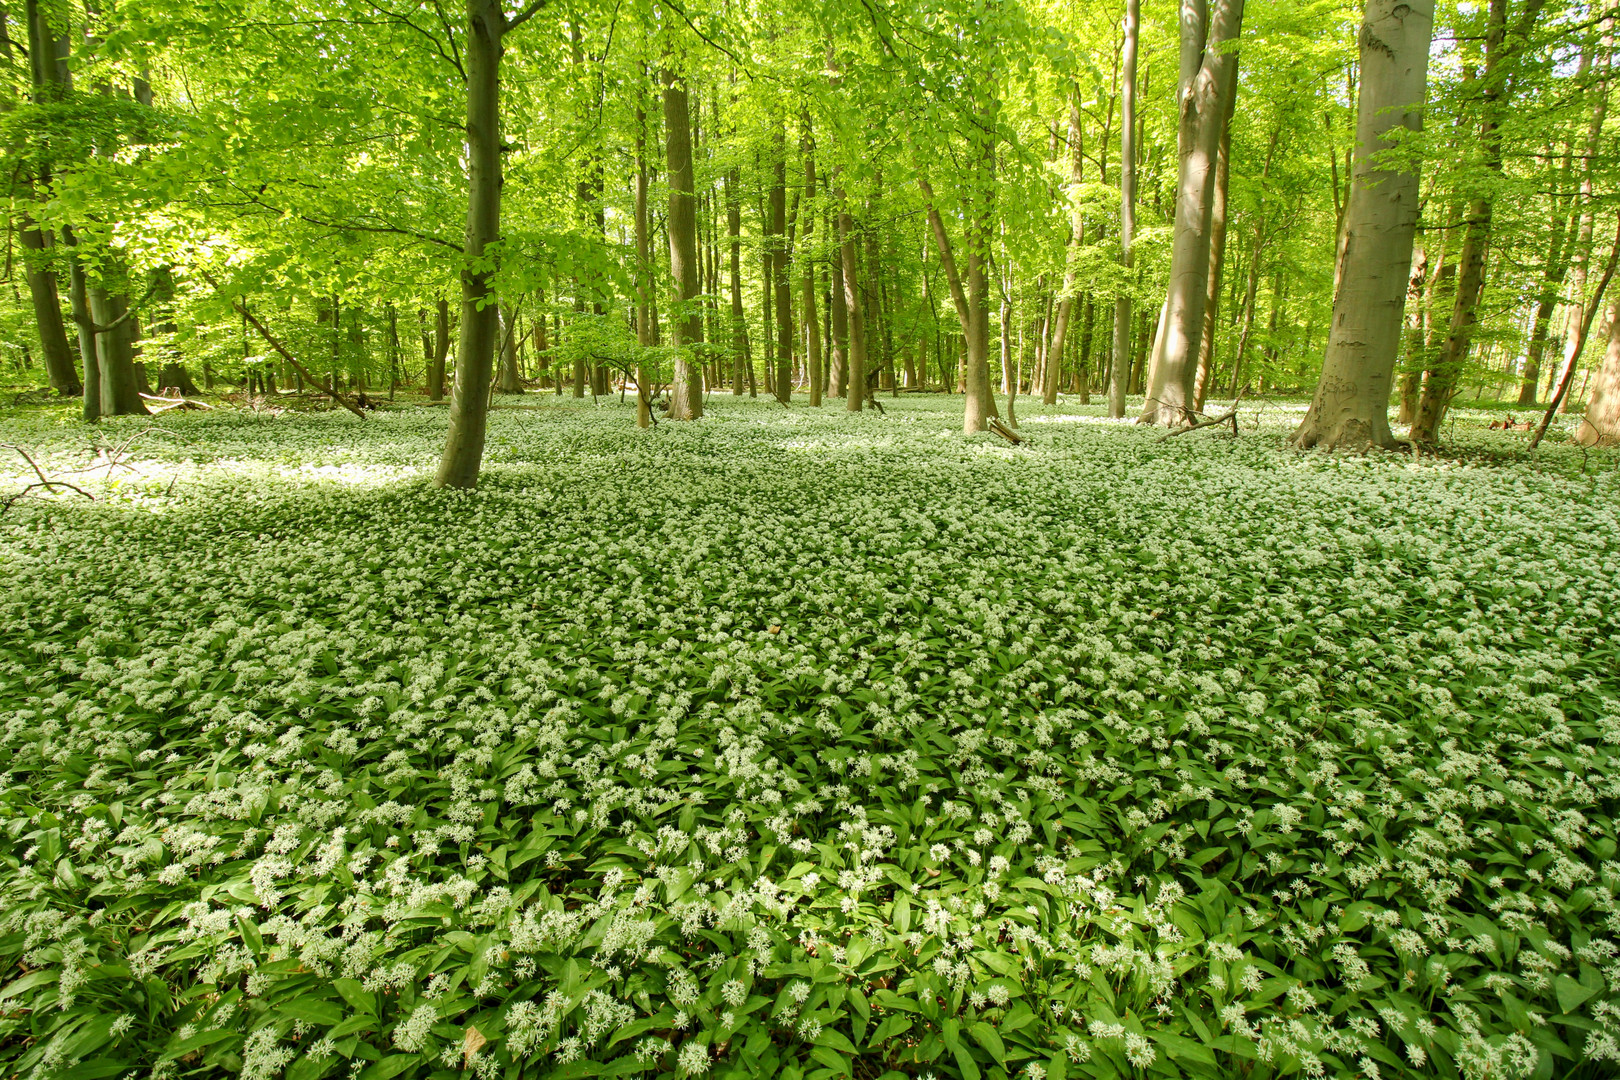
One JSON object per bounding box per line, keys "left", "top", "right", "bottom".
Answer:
{"left": 1, "top": 395, "right": 1617, "bottom": 1080}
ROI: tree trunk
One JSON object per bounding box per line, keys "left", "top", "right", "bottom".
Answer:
{"left": 837, "top": 175, "right": 868, "bottom": 413}
{"left": 18, "top": 222, "right": 79, "bottom": 397}
{"left": 726, "top": 166, "right": 747, "bottom": 397}
{"left": 1140, "top": 0, "right": 1244, "bottom": 426}
{"left": 1291, "top": 0, "right": 1434, "bottom": 449}
{"left": 829, "top": 229, "right": 849, "bottom": 397}
{"left": 1410, "top": 0, "right": 1545, "bottom": 441}
{"left": 20, "top": 0, "right": 78, "bottom": 397}
{"left": 63, "top": 231, "right": 100, "bottom": 420}
{"left": 434, "top": 0, "right": 507, "bottom": 488}
{"left": 1192, "top": 62, "right": 1237, "bottom": 413}
{"left": 663, "top": 66, "right": 704, "bottom": 420}
{"left": 498, "top": 303, "right": 523, "bottom": 393}
{"left": 1111, "top": 0, "right": 1139, "bottom": 419}
{"left": 635, "top": 94, "right": 655, "bottom": 425}
{"left": 801, "top": 115, "right": 822, "bottom": 406}
{"left": 1046, "top": 87, "right": 1085, "bottom": 405}
{"left": 1575, "top": 287, "right": 1620, "bottom": 445}
{"left": 87, "top": 282, "right": 148, "bottom": 417}
{"left": 769, "top": 120, "right": 794, "bottom": 404}
{"left": 430, "top": 299, "right": 450, "bottom": 400}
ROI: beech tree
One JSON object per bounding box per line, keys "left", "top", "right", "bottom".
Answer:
{"left": 1292, "top": 0, "right": 1435, "bottom": 450}
{"left": 1139, "top": 0, "right": 1244, "bottom": 426}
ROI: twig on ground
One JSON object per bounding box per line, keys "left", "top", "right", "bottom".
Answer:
{"left": 1, "top": 443, "right": 96, "bottom": 514}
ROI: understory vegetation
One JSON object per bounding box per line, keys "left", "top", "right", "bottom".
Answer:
{"left": 1, "top": 396, "right": 1618, "bottom": 1080}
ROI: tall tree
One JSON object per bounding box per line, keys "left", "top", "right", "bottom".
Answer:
{"left": 18, "top": 0, "right": 79, "bottom": 398}
{"left": 434, "top": 0, "right": 547, "bottom": 489}
{"left": 1409, "top": 0, "right": 1547, "bottom": 442}
{"left": 1110, "top": 0, "right": 1139, "bottom": 420}
{"left": 663, "top": 62, "right": 704, "bottom": 421}
{"left": 1140, "top": 0, "right": 1244, "bottom": 426}
{"left": 801, "top": 115, "right": 823, "bottom": 407}
{"left": 1292, "top": 0, "right": 1435, "bottom": 449}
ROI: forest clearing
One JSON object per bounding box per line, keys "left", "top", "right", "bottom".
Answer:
{"left": 4, "top": 0, "right": 1620, "bottom": 1075}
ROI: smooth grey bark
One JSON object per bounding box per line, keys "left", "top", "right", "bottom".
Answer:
{"left": 1192, "top": 54, "right": 1237, "bottom": 413}
{"left": 726, "top": 166, "right": 748, "bottom": 396}
{"left": 836, "top": 174, "right": 868, "bottom": 413}
{"left": 635, "top": 95, "right": 655, "bottom": 425}
{"left": 1576, "top": 287, "right": 1620, "bottom": 445}
{"left": 1550, "top": 41, "right": 1611, "bottom": 414}
{"left": 920, "top": 163, "right": 1000, "bottom": 432}
{"left": 87, "top": 284, "right": 147, "bottom": 417}
{"left": 1046, "top": 88, "right": 1084, "bottom": 405}
{"left": 498, "top": 304, "right": 523, "bottom": 393}
{"left": 801, "top": 116, "right": 822, "bottom": 407}
{"left": 434, "top": 0, "right": 516, "bottom": 488}
{"left": 769, "top": 120, "right": 793, "bottom": 404}
{"left": 64, "top": 234, "right": 99, "bottom": 420}
{"left": 1140, "top": 0, "right": 1243, "bottom": 426}
{"left": 662, "top": 66, "right": 704, "bottom": 420}
{"left": 20, "top": 0, "right": 78, "bottom": 397}
{"left": 429, "top": 299, "right": 450, "bottom": 400}
{"left": 829, "top": 225, "right": 848, "bottom": 397}
{"left": 1291, "top": 0, "right": 1434, "bottom": 449}
{"left": 1110, "top": 0, "right": 1139, "bottom": 419}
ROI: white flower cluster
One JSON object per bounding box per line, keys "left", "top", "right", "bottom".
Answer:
{"left": 0, "top": 396, "right": 1616, "bottom": 1078}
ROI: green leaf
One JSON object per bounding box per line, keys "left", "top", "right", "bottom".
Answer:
{"left": 969, "top": 1022, "right": 1005, "bottom": 1064}
{"left": 1148, "top": 1030, "right": 1216, "bottom": 1065}
{"left": 358, "top": 1056, "right": 420, "bottom": 1080}
{"left": 159, "top": 1029, "right": 239, "bottom": 1062}
{"left": 1555, "top": 974, "right": 1600, "bottom": 1016}
{"left": 281, "top": 998, "right": 343, "bottom": 1026}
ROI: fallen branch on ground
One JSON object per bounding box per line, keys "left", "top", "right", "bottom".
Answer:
{"left": 988, "top": 417, "right": 1023, "bottom": 445}
{"left": 2, "top": 443, "right": 95, "bottom": 514}
{"left": 197, "top": 269, "right": 367, "bottom": 419}
{"left": 1160, "top": 389, "right": 1249, "bottom": 442}
{"left": 139, "top": 392, "right": 214, "bottom": 413}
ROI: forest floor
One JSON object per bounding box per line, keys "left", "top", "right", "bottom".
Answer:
{"left": 1, "top": 394, "right": 1617, "bottom": 1080}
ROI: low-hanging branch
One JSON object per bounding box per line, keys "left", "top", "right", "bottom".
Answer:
{"left": 199, "top": 269, "right": 368, "bottom": 419}
{"left": 1530, "top": 214, "right": 1620, "bottom": 451}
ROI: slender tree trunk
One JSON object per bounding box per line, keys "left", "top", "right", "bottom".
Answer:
{"left": 1046, "top": 87, "right": 1085, "bottom": 405}
{"left": 1291, "top": 0, "right": 1434, "bottom": 448}
{"left": 1519, "top": 130, "right": 1584, "bottom": 404}
{"left": 837, "top": 173, "right": 867, "bottom": 413}
{"left": 829, "top": 230, "right": 849, "bottom": 397}
{"left": 1192, "top": 59, "right": 1237, "bottom": 412}
{"left": 1576, "top": 286, "right": 1620, "bottom": 445}
{"left": 1535, "top": 218, "right": 1620, "bottom": 446}
{"left": 1111, "top": 0, "right": 1139, "bottom": 419}
{"left": 1410, "top": 0, "right": 1546, "bottom": 441}
{"left": 434, "top": 0, "right": 507, "bottom": 488}
{"left": 635, "top": 93, "right": 655, "bottom": 426}
{"left": 1140, "top": 0, "right": 1244, "bottom": 426}
{"left": 801, "top": 116, "right": 822, "bottom": 406}
{"left": 769, "top": 120, "right": 794, "bottom": 404}
{"left": 663, "top": 65, "right": 704, "bottom": 420}
{"left": 726, "top": 166, "right": 747, "bottom": 397}
{"left": 498, "top": 303, "right": 523, "bottom": 393}
{"left": 430, "top": 299, "right": 450, "bottom": 400}
{"left": 20, "top": 0, "right": 78, "bottom": 397}
{"left": 18, "top": 222, "right": 79, "bottom": 396}
{"left": 63, "top": 230, "right": 99, "bottom": 420}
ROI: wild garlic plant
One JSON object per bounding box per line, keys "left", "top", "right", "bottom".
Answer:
{"left": 0, "top": 396, "right": 1616, "bottom": 1080}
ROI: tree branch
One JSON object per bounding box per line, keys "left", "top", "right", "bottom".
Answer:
{"left": 505, "top": 0, "right": 549, "bottom": 32}
{"left": 198, "top": 270, "right": 369, "bottom": 419}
